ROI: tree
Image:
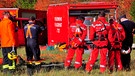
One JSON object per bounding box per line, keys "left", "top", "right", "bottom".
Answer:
{"left": 13, "top": 0, "right": 37, "bottom": 9}
{"left": 130, "top": 0, "right": 135, "bottom": 21}
{"left": 35, "top": 0, "right": 78, "bottom": 10}
{"left": 0, "top": 0, "right": 15, "bottom": 7}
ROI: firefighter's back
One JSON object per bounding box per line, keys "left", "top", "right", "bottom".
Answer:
{"left": 0, "top": 18, "right": 16, "bottom": 47}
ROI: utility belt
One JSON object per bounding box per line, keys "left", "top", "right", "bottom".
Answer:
{"left": 74, "top": 34, "right": 81, "bottom": 38}
{"left": 94, "top": 35, "right": 107, "bottom": 41}
{"left": 111, "top": 48, "right": 121, "bottom": 50}
{"left": 93, "top": 44, "right": 108, "bottom": 49}
{"left": 69, "top": 45, "right": 84, "bottom": 49}
{"left": 111, "top": 41, "right": 122, "bottom": 50}
{"left": 94, "top": 38, "right": 106, "bottom": 41}
{"left": 114, "top": 41, "right": 122, "bottom": 45}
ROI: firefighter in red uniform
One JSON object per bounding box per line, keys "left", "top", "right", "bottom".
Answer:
{"left": 64, "top": 16, "right": 87, "bottom": 69}
{"left": 108, "top": 16, "right": 125, "bottom": 73}
{"left": 85, "top": 11, "right": 110, "bottom": 73}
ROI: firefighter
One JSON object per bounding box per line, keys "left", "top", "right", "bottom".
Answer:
{"left": 85, "top": 11, "right": 110, "bottom": 73}
{"left": 24, "top": 16, "right": 42, "bottom": 61}
{"left": 108, "top": 16, "right": 125, "bottom": 73}
{"left": 64, "top": 16, "right": 87, "bottom": 69}
{"left": 119, "top": 14, "right": 135, "bottom": 71}
{"left": 0, "top": 11, "right": 18, "bottom": 73}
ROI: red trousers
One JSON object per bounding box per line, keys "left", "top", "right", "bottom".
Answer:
{"left": 108, "top": 49, "right": 123, "bottom": 71}
{"left": 85, "top": 48, "right": 108, "bottom": 73}
{"left": 64, "top": 47, "right": 84, "bottom": 69}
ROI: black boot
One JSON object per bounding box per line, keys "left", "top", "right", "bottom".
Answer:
{"left": 9, "top": 69, "right": 15, "bottom": 74}
{"left": 2, "top": 68, "right": 8, "bottom": 73}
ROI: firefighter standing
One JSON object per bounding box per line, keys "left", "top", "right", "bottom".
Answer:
{"left": 108, "top": 16, "right": 125, "bottom": 73}
{"left": 24, "top": 16, "right": 42, "bottom": 61}
{"left": 85, "top": 11, "right": 110, "bottom": 73}
{"left": 119, "top": 15, "right": 135, "bottom": 71}
{"left": 0, "top": 11, "right": 18, "bottom": 73}
{"left": 64, "top": 16, "right": 87, "bottom": 69}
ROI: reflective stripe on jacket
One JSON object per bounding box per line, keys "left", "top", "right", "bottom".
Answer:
{"left": 89, "top": 17, "right": 110, "bottom": 47}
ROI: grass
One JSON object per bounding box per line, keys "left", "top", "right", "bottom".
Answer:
{"left": 0, "top": 46, "right": 135, "bottom": 76}
{"left": 133, "top": 36, "right": 135, "bottom": 43}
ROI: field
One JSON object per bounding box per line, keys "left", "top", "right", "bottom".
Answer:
{"left": 0, "top": 46, "right": 135, "bottom": 76}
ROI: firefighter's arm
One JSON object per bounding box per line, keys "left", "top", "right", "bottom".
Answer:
{"left": 106, "top": 24, "right": 111, "bottom": 31}
{"left": 121, "top": 27, "right": 126, "bottom": 41}
{"left": 69, "top": 27, "right": 73, "bottom": 39}
{"left": 79, "top": 25, "right": 87, "bottom": 42}
{"left": 8, "top": 21, "right": 15, "bottom": 46}
{"left": 70, "top": 38, "right": 80, "bottom": 48}
{"left": 71, "top": 25, "right": 87, "bottom": 47}
{"left": 89, "top": 24, "right": 95, "bottom": 41}
{"left": 39, "top": 25, "right": 45, "bottom": 33}
{"left": 0, "top": 22, "right": 1, "bottom": 39}
{"left": 108, "top": 29, "right": 113, "bottom": 43}
{"left": 70, "top": 24, "right": 86, "bottom": 48}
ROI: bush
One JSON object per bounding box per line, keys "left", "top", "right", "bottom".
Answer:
{"left": 130, "top": 0, "right": 135, "bottom": 22}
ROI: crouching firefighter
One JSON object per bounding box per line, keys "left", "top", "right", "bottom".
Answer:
{"left": 108, "top": 16, "right": 125, "bottom": 73}
{"left": 64, "top": 16, "right": 87, "bottom": 69}
{"left": 0, "top": 11, "right": 18, "bottom": 73}
{"left": 85, "top": 11, "right": 110, "bottom": 73}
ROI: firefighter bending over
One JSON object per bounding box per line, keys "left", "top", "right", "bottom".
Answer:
{"left": 64, "top": 16, "right": 87, "bottom": 69}
{"left": 0, "top": 11, "right": 18, "bottom": 73}
{"left": 108, "top": 16, "right": 125, "bottom": 73}
{"left": 85, "top": 11, "right": 110, "bottom": 73}
{"left": 119, "top": 14, "right": 135, "bottom": 71}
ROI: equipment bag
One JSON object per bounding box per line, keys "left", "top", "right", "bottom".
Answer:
{"left": 109, "top": 24, "right": 123, "bottom": 49}
{"left": 94, "top": 21, "right": 107, "bottom": 41}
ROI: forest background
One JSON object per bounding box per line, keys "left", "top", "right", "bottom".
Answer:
{"left": 0, "top": 0, "right": 135, "bottom": 21}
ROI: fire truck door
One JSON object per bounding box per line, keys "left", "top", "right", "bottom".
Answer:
{"left": 47, "top": 5, "right": 69, "bottom": 45}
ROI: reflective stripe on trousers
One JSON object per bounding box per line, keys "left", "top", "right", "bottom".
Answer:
{"left": 3, "top": 64, "right": 9, "bottom": 69}
{"left": 100, "top": 65, "right": 106, "bottom": 68}
{"left": 9, "top": 60, "right": 15, "bottom": 69}
{"left": 75, "top": 61, "right": 80, "bottom": 64}
{"left": 3, "top": 60, "right": 15, "bottom": 69}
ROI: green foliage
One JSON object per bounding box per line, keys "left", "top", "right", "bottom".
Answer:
{"left": 130, "top": 0, "right": 135, "bottom": 22}
{"left": 13, "top": 0, "right": 37, "bottom": 9}
{"left": 133, "top": 35, "right": 135, "bottom": 43}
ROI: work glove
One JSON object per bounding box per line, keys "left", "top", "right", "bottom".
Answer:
{"left": 70, "top": 38, "right": 82, "bottom": 48}
{"left": 121, "top": 47, "right": 131, "bottom": 54}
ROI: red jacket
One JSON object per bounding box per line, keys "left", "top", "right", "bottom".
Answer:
{"left": 108, "top": 21, "right": 125, "bottom": 47}
{"left": 0, "top": 18, "right": 18, "bottom": 47}
{"left": 89, "top": 17, "right": 110, "bottom": 47}
{"left": 69, "top": 20, "right": 87, "bottom": 47}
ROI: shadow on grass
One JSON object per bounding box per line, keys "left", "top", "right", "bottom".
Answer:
{"left": 0, "top": 59, "right": 99, "bottom": 76}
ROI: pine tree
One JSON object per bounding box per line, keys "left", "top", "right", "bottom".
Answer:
{"left": 13, "top": 0, "right": 37, "bottom": 9}
{"left": 130, "top": 0, "right": 135, "bottom": 21}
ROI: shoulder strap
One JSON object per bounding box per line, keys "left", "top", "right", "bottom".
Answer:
{"left": 99, "top": 20, "right": 106, "bottom": 30}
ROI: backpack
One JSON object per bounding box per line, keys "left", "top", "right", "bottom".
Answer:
{"left": 94, "top": 21, "right": 108, "bottom": 41}
{"left": 109, "top": 24, "right": 123, "bottom": 49}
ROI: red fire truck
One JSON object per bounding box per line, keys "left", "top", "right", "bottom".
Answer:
{"left": 47, "top": 2, "right": 118, "bottom": 46}
{"left": 0, "top": 8, "right": 47, "bottom": 45}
